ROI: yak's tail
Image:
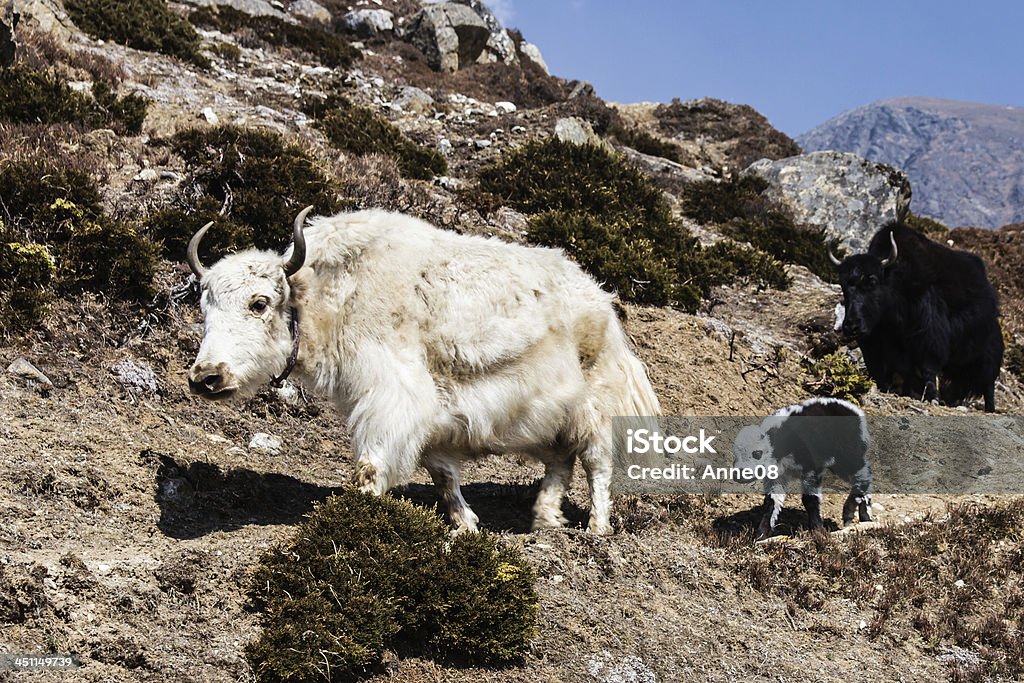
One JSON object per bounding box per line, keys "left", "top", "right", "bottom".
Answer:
{"left": 601, "top": 312, "right": 661, "bottom": 419}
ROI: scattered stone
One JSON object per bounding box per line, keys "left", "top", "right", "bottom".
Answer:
{"left": 434, "top": 176, "right": 463, "bottom": 191}
{"left": 745, "top": 151, "right": 911, "bottom": 254}
{"left": 288, "top": 0, "right": 329, "bottom": 24}
{"left": 225, "top": 446, "right": 248, "bottom": 457}
{"left": 199, "top": 107, "right": 219, "bottom": 125}
{"left": 249, "top": 432, "right": 282, "bottom": 455}
{"left": 977, "top": 465, "right": 993, "bottom": 476}
{"left": 6, "top": 357, "right": 53, "bottom": 393}
{"left": 473, "top": 139, "right": 492, "bottom": 149}
{"left": 274, "top": 381, "right": 299, "bottom": 405}
{"left": 494, "top": 101, "right": 516, "bottom": 114}
{"left": 511, "top": 125, "right": 526, "bottom": 135}
{"left": 133, "top": 168, "right": 159, "bottom": 182}
{"left": 405, "top": 2, "right": 488, "bottom": 73}
{"left": 492, "top": 207, "right": 528, "bottom": 235}
{"left": 437, "top": 137, "right": 453, "bottom": 156}
{"left": 567, "top": 81, "right": 595, "bottom": 99}
{"left": 341, "top": 8, "right": 393, "bottom": 36}
{"left": 519, "top": 40, "right": 548, "bottom": 74}
{"left": 393, "top": 85, "right": 433, "bottom": 114}
{"left": 554, "top": 117, "right": 601, "bottom": 146}
{"left": 111, "top": 359, "right": 160, "bottom": 396}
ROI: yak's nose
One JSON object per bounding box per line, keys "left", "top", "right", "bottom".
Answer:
{"left": 189, "top": 362, "right": 231, "bottom": 396}
{"left": 841, "top": 319, "right": 861, "bottom": 338}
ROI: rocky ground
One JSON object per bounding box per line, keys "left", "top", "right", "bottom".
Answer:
{"left": 2, "top": 1, "right": 1023, "bottom": 681}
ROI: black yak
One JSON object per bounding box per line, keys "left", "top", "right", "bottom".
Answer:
{"left": 831, "top": 221, "right": 1003, "bottom": 412}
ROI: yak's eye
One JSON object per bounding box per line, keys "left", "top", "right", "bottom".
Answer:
{"left": 751, "top": 450, "right": 763, "bottom": 460}
{"left": 249, "top": 298, "right": 269, "bottom": 315}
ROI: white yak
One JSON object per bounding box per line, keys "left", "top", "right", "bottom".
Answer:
{"left": 187, "top": 207, "right": 660, "bottom": 534}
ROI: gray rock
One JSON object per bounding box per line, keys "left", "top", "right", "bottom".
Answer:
{"left": 555, "top": 117, "right": 602, "bottom": 147}
{"left": 289, "top": 0, "right": 329, "bottom": 24}
{"left": 342, "top": 8, "right": 393, "bottom": 36}
{"left": 463, "top": 0, "right": 515, "bottom": 65}
{"left": 199, "top": 107, "right": 219, "bottom": 124}
{"left": 179, "top": 0, "right": 287, "bottom": 20}
{"left": 393, "top": 85, "right": 433, "bottom": 114}
{"left": 1, "top": 3, "right": 17, "bottom": 67}
{"left": 437, "top": 137, "right": 453, "bottom": 155}
{"left": 9, "top": 0, "right": 73, "bottom": 40}
{"left": 519, "top": 41, "right": 548, "bottom": 74}
{"left": 133, "top": 168, "right": 159, "bottom": 182}
{"left": 494, "top": 100, "right": 516, "bottom": 114}
{"left": 7, "top": 357, "right": 53, "bottom": 391}
{"left": 249, "top": 432, "right": 282, "bottom": 455}
{"left": 111, "top": 359, "right": 159, "bottom": 396}
{"left": 745, "top": 151, "right": 911, "bottom": 254}
{"left": 405, "top": 3, "right": 488, "bottom": 73}
{"left": 492, "top": 207, "right": 528, "bottom": 235}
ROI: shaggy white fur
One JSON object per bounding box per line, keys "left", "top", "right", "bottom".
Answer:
{"left": 190, "top": 209, "right": 661, "bottom": 534}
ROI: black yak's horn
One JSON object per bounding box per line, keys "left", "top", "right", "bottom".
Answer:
{"left": 880, "top": 232, "right": 898, "bottom": 268}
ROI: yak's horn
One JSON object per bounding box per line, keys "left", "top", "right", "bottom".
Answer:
{"left": 283, "top": 205, "right": 312, "bottom": 277}
{"left": 828, "top": 249, "right": 843, "bottom": 266}
{"left": 187, "top": 221, "right": 214, "bottom": 278}
{"left": 880, "top": 232, "right": 898, "bottom": 268}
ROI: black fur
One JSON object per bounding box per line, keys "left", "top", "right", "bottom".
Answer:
{"left": 837, "top": 221, "right": 1004, "bottom": 412}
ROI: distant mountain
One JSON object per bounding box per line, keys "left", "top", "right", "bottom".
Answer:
{"left": 797, "top": 97, "right": 1024, "bottom": 228}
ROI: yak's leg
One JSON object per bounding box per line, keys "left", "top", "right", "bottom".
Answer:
{"left": 842, "top": 462, "right": 874, "bottom": 524}
{"left": 532, "top": 451, "right": 574, "bottom": 531}
{"left": 801, "top": 470, "right": 825, "bottom": 531}
{"left": 578, "top": 438, "right": 613, "bottom": 535}
{"left": 424, "top": 456, "right": 479, "bottom": 534}
{"left": 984, "top": 383, "right": 996, "bottom": 413}
{"left": 349, "top": 347, "right": 438, "bottom": 495}
{"left": 756, "top": 489, "right": 786, "bottom": 541}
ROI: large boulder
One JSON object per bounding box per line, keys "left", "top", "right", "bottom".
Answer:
{"left": 179, "top": 0, "right": 287, "bottom": 20}
{"left": 404, "top": 1, "right": 520, "bottom": 73}
{"left": 8, "top": 0, "right": 74, "bottom": 41}
{"left": 745, "top": 151, "right": 912, "bottom": 254}
{"left": 405, "top": 3, "right": 488, "bottom": 73}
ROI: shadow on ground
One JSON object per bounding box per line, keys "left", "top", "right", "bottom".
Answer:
{"left": 148, "top": 451, "right": 583, "bottom": 538}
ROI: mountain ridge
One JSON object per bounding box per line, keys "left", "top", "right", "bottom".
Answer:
{"left": 797, "top": 96, "right": 1024, "bottom": 228}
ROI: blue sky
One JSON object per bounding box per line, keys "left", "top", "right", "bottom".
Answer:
{"left": 491, "top": 1, "right": 1024, "bottom": 136}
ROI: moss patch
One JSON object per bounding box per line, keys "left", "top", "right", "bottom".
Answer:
{"left": 153, "top": 125, "right": 340, "bottom": 261}
{"left": 474, "top": 139, "right": 788, "bottom": 311}
{"left": 681, "top": 174, "right": 843, "bottom": 283}
{"left": 0, "top": 67, "right": 148, "bottom": 134}
{"left": 803, "top": 351, "right": 873, "bottom": 403}
{"left": 189, "top": 6, "right": 357, "bottom": 68}
{"left": 905, "top": 212, "right": 950, "bottom": 237}
{"left": 64, "top": 0, "right": 208, "bottom": 67}
{"left": 305, "top": 96, "right": 446, "bottom": 180}
{"left": 246, "top": 489, "right": 538, "bottom": 680}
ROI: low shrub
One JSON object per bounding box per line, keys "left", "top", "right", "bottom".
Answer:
{"left": 153, "top": 125, "right": 340, "bottom": 260}
{"left": 63, "top": 0, "right": 208, "bottom": 67}
{"left": 803, "top": 351, "right": 873, "bottom": 403}
{"left": 905, "top": 212, "right": 950, "bottom": 237}
{"left": 609, "top": 123, "right": 683, "bottom": 163}
{"left": 1005, "top": 341, "right": 1024, "bottom": 379}
{"left": 475, "top": 139, "right": 788, "bottom": 312}
{"left": 246, "top": 489, "right": 538, "bottom": 680}
{"left": 0, "top": 67, "right": 148, "bottom": 134}
{"left": 681, "top": 175, "right": 844, "bottom": 282}
{"left": 310, "top": 97, "right": 447, "bottom": 180}
{"left": 0, "top": 152, "right": 157, "bottom": 334}
{"left": 189, "top": 6, "right": 357, "bottom": 68}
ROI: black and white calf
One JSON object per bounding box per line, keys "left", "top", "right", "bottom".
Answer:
{"left": 733, "top": 397, "right": 873, "bottom": 540}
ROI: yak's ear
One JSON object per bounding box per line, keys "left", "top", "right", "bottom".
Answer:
{"left": 286, "top": 270, "right": 308, "bottom": 303}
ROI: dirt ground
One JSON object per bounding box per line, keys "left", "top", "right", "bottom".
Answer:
{"left": 2, "top": 280, "right": 1018, "bottom": 683}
